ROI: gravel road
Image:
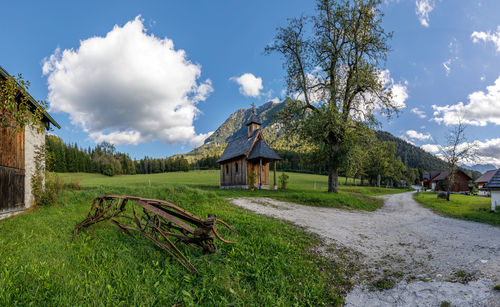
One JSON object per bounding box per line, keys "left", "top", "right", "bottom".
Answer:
{"left": 229, "top": 192, "right": 500, "bottom": 306}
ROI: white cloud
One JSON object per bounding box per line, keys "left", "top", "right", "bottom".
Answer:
{"left": 442, "top": 59, "right": 451, "bottom": 75}
{"left": 270, "top": 97, "right": 280, "bottom": 104}
{"left": 471, "top": 26, "right": 500, "bottom": 52}
{"left": 189, "top": 131, "right": 214, "bottom": 147}
{"left": 379, "top": 70, "right": 409, "bottom": 109}
{"left": 421, "top": 144, "right": 441, "bottom": 153}
{"left": 411, "top": 107, "right": 426, "bottom": 118}
{"left": 43, "top": 16, "right": 213, "bottom": 146}
{"left": 432, "top": 76, "right": 500, "bottom": 126}
{"left": 231, "top": 73, "right": 263, "bottom": 97}
{"left": 422, "top": 139, "right": 500, "bottom": 167}
{"left": 415, "top": 0, "right": 434, "bottom": 27}
{"left": 406, "top": 129, "right": 431, "bottom": 141}
{"left": 442, "top": 38, "right": 459, "bottom": 76}
{"left": 472, "top": 138, "right": 500, "bottom": 167}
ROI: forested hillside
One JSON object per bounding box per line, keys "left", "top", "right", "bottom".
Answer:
{"left": 185, "top": 102, "right": 452, "bottom": 174}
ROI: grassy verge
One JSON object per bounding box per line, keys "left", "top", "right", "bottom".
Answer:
{"left": 413, "top": 192, "right": 500, "bottom": 226}
{"left": 58, "top": 171, "right": 408, "bottom": 211}
{"left": 0, "top": 185, "right": 355, "bottom": 306}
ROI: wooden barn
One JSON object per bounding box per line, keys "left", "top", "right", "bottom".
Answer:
{"left": 0, "top": 65, "right": 60, "bottom": 218}
{"left": 428, "top": 169, "right": 472, "bottom": 193}
{"left": 217, "top": 111, "right": 281, "bottom": 189}
{"left": 475, "top": 169, "right": 497, "bottom": 196}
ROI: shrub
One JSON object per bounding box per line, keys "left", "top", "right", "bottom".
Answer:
{"left": 279, "top": 172, "right": 289, "bottom": 190}
{"left": 247, "top": 173, "right": 256, "bottom": 191}
{"left": 31, "top": 145, "right": 64, "bottom": 206}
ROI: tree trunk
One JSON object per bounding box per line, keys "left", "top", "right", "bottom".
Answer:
{"left": 377, "top": 174, "right": 381, "bottom": 187}
{"left": 328, "top": 168, "right": 339, "bottom": 193}
{"left": 344, "top": 176, "right": 348, "bottom": 185}
{"left": 353, "top": 175, "right": 357, "bottom": 186}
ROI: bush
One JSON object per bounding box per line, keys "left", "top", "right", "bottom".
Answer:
{"left": 279, "top": 172, "right": 289, "bottom": 190}
{"left": 247, "top": 173, "right": 256, "bottom": 191}
{"left": 34, "top": 173, "right": 64, "bottom": 206}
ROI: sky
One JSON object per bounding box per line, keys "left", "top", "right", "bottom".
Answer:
{"left": 1, "top": 0, "right": 499, "bottom": 166}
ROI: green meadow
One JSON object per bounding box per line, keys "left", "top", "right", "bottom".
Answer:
{"left": 0, "top": 170, "right": 407, "bottom": 305}
{"left": 58, "top": 170, "right": 407, "bottom": 211}
{"left": 413, "top": 192, "right": 500, "bottom": 226}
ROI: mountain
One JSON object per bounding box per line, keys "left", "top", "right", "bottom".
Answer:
{"left": 183, "top": 101, "right": 452, "bottom": 173}
{"left": 461, "top": 164, "right": 497, "bottom": 174}
{"left": 184, "top": 101, "right": 292, "bottom": 161}
{"left": 374, "top": 131, "right": 449, "bottom": 172}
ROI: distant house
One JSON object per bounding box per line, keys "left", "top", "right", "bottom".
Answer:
{"left": 427, "top": 170, "right": 472, "bottom": 193}
{"left": 0, "top": 65, "right": 60, "bottom": 218}
{"left": 484, "top": 169, "right": 500, "bottom": 212}
{"left": 475, "top": 169, "right": 497, "bottom": 196}
{"left": 217, "top": 110, "right": 281, "bottom": 189}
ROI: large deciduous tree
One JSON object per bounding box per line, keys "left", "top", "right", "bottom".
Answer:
{"left": 266, "top": 0, "right": 401, "bottom": 192}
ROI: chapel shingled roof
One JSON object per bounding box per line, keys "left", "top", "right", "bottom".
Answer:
{"left": 485, "top": 169, "right": 500, "bottom": 189}
{"left": 216, "top": 130, "right": 259, "bottom": 163}
{"left": 246, "top": 139, "right": 282, "bottom": 161}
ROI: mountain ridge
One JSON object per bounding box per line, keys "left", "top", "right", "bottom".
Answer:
{"left": 184, "top": 101, "right": 452, "bottom": 173}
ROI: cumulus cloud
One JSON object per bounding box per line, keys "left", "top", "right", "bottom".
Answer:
{"left": 231, "top": 73, "right": 263, "bottom": 97}
{"left": 472, "top": 138, "right": 500, "bottom": 167}
{"left": 379, "top": 70, "right": 409, "bottom": 109}
{"left": 471, "top": 26, "right": 500, "bottom": 52}
{"left": 43, "top": 16, "right": 213, "bottom": 146}
{"left": 421, "top": 143, "right": 441, "bottom": 153}
{"left": 422, "top": 139, "right": 500, "bottom": 167}
{"left": 411, "top": 107, "right": 426, "bottom": 118}
{"left": 415, "top": 0, "right": 434, "bottom": 27}
{"left": 432, "top": 76, "right": 500, "bottom": 126}
{"left": 406, "top": 129, "right": 431, "bottom": 141}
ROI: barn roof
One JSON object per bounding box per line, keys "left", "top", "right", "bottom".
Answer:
{"left": 485, "top": 169, "right": 500, "bottom": 189}
{"left": 246, "top": 113, "right": 262, "bottom": 126}
{"left": 429, "top": 171, "right": 441, "bottom": 180}
{"left": 0, "top": 65, "right": 60, "bottom": 129}
{"left": 475, "top": 169, "right": 498, "bottom": 184}
{"left": 216, "top": 130, "right": 259, "bottom": 163}
{"left": 247, "top": 139, "right": 282, "bottom": 161}
{"left": 432, "top": 170, "right": 472, "bottom": 181}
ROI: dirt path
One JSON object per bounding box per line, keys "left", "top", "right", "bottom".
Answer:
{"left": 229, "top": 192, "right": 500, "bottom": 306}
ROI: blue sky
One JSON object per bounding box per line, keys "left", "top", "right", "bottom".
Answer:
{"left": 1, "top": 0, "right": 499, "bottom": 166}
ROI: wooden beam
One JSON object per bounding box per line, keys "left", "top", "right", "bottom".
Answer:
{"left": 259, "top": 158, "right": 262, "bottom": 189}
{"left": 273, "top": 161, "right": 277, "bottom": 190}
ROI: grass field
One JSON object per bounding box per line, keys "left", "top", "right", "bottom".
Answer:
{"left": 413, "top": 192, "right": 500, "bottom": 226}
{"left": 58, "top": 170, "right": 408, "bottom": 211}
{"left": 0, "top": 170, "right": 409, "bottom": 305}
{"left": 0, "top": 184, "right": 355, "bottom": 306}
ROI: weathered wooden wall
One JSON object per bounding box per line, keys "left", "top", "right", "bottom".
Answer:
{"left": 247, "top": 160, "right": 269, "bottom": 186}
{"left": 0, "top": 126, "right": 25, "bottom": 211}
{"left": 220, "top": 158, "right": 247, "bottom": 186}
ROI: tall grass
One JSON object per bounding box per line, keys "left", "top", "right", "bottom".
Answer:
{"left": 0, "top": 185, "right": 355, "bottom": 306}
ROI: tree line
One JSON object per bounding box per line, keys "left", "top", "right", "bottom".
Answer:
{"left": 45, "top": 135, "right": 190, "bottom": 176}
